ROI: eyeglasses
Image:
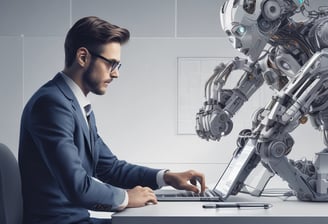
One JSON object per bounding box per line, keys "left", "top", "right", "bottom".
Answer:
{"left": 88, "top": 50, "right": 121, "bottom": 73}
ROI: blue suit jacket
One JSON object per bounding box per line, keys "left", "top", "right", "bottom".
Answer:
{"left": 18, "top": 73, "right": 160, "bottom": 224}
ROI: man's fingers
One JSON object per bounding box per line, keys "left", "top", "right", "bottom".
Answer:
{"left": 183, "top": 183, "right": 200, "bottom": 193}
{"left": 190, "top": 178, "right": 197, "bottom": 186}
{"left": 188, "top": 170, "right": 206, "bottom": 193}
{"left": 145, "top": 187, "right": 157, "bottom": 205}
{"left": 143, "top": 187, "right": 158, "bottom": 205}
{"left": 146, "top": 194, "right": 158, "bottom": 205}
{"left": 164, "top": 170, "right": 207, "bottom": 193}
{"left": 199, "top": 175, "right": 206, "bottom": 192}
{"left": 127, "top": 186, "right": 158, "bottom": 208}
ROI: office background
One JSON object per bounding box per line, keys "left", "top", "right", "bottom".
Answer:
{"left": 0, "top": 0, "right": 326, "bottom": 184}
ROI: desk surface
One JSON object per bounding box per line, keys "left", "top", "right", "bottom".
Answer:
{"left": 111, "top": 193, "right": 328, "bottom": 224}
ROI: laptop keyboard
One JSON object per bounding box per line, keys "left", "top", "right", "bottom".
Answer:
{"left": 157, "top": 189, "right": 215, "bottom": 198}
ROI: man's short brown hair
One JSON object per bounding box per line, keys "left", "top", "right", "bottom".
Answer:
{"left": 64, "top": 16, "right": 130, "bottom": 67}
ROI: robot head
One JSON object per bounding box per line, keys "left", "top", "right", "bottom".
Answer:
{"left": 220, "top": 0, "right": 304, "bottom": 62}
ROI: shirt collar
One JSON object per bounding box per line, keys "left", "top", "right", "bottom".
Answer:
{"left": 60, "top": 72, "right": 91, "bottom": 110}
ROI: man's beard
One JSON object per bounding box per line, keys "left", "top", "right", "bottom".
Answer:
{"left": 82, "top": 60, "right": 105, "bottom": 95}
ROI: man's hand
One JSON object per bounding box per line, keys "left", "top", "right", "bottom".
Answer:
{"left": 127, "top": 186, "right": 158, "bottom": 208}
{"left": 164, "top": 170, "right": 206, "bottom": 193}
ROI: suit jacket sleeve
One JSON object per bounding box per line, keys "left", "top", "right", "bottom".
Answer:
{"left": 94, "top": 134, "right": 161, "bottom": 190}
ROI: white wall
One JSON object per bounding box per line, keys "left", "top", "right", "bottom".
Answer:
{"left": 0, "top": 0, "right": 327, "bottom": 185}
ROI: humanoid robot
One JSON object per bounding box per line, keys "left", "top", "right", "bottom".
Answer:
{"left": 196, "top": 0, "right": 328, "bottom": 201}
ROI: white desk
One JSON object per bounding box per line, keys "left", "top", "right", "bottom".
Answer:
{"left": 111, "top": 193, "right": 328, "bottom": 224}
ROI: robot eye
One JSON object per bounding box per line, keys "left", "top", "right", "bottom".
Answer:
{"left": 234, "top": 25, "right": 246, "bottom": 36}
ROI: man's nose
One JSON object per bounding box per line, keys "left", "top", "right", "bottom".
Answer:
{"left": 110, "top": 69, "right": 119, "bottom": 79}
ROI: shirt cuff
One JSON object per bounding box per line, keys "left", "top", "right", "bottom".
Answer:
{"left": 156, "top": 169, "right": 169, "bottom": 188}
{"left": 113, "top": 190, "right": 129, "bottom": 211}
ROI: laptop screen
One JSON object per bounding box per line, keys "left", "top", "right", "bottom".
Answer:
{"left": 213, "top": 140, "right": 258, "bottom": 199}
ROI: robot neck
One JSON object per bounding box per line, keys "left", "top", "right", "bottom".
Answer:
{"left": 269, "top": 19, "right": 315, "bottom": 64}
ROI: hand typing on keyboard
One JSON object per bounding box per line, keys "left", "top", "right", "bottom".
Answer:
{"left": 163, "top": 170, "right": 206, "bottom": 193}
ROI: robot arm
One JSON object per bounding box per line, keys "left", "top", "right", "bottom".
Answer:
{"left": 196, "top": 57, "right": 264, "bottom": 141}
{"left": 258, "top": 49, "right": 328, "bottom": 140}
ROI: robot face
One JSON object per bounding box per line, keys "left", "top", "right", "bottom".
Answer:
{"left": 220, "top": 0, "right": 270, "bottom": 62}
{"left": 220, "top": 0, "right": 303, "bottom": 62}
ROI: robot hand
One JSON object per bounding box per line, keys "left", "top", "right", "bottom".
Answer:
{"left": 196, "top": 60, "right": 237, "bottom": 141}
{"left": 196, "top": 101, "right": 233, "bottom": 141}
{"left": 196, "top": 58, "right": 263, "bottom": 141}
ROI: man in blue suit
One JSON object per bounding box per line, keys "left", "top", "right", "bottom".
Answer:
{"left": 18, "top": 16, "right": 206, "bottom": 224}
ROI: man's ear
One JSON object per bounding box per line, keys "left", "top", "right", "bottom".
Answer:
{"left": 76, "top": 47, "right": 89, "bottom": 67}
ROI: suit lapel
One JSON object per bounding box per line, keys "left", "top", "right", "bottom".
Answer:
{"left": 53, "top": 73, "right": 93, "bottom": 157}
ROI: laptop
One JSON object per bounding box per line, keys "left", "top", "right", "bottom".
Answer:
{"left": 155, "top": 140, "right": 261, "bottom": 201}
